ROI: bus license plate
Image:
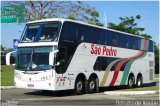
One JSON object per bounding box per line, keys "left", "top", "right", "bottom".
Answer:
{"left": 27, "top": 84, "right": 34, "bottom": 87}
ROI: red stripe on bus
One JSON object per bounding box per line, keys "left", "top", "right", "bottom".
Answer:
{"left": 109, "top": 58, "right": 130, "bottom": 86}
{"left": 109, "top": 51, "right": 145, "bottom": 86}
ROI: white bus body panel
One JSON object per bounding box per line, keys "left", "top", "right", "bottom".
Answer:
{"left": 54, "top": 43, "right": 154, "bottom": 90}
{"left": 15, "top": 42, "right": 154, "bottom": 91}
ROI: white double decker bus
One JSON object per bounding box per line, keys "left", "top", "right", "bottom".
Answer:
{"left": 13, "top": 18, "right": 154, "bottom": 94}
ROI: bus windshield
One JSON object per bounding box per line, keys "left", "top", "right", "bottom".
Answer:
{"left": 21, "top": 21, "right": 61, "bottom": 42}
{"left": 15, "top": 46, "right": 53, "bottom": 71}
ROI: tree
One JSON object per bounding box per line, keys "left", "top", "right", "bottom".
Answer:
{"left": 154, "top": 43, "right": 159, "bottom": 74}
{"left": 140, "top": 34, "right": 152, "bottom": 39}
{"left": 0, "top": 45, "right": 13, "bottom": 52}
{"left": 1, "top": 45, "right": 5, "bottom": 51}
{"left": 108, "top": 15, "right": 152, "bottom": 39}
{"left": 84, "top": 7, "right": 104, "bottom": 26}
{"left": 2, "top": 1, "right": 103, "bottom": 26}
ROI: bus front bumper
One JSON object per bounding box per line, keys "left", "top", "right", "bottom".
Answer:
{"left": 14, "top": 78, "right": 56, "bottom": 90}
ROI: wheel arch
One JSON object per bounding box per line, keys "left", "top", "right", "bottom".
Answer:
{"left": 137, "top": 73, "right": 142, "bottom": 78}
{"left": 75, "top": 73, "right": 87, "bottom": 82}
{"left": 88, "top": 73, "right": 99, "bottom": 81}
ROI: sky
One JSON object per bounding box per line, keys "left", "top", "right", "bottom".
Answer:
{"left": 1, "top": 1, "right": 159, "bottom": 48}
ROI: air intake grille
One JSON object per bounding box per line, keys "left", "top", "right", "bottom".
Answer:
{"left": 149, "top": 69, "right": 154, "bottom": 81}
{"left": 149, "top": 61, "right": 154, "bottom": 67}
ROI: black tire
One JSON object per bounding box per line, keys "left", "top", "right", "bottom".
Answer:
{"left": 88, "top": 77, "right": 98, "bottom": 93}
{"left": 127, "top": 76, "right": 135, "bottom": 88}
{"left": 85, "top": 80, "right": 89, "bottom": 94}
{"left": 74, "top": 78, "right": 85, "bottom": 95}
{"left": 136, "top": 76, "right": 143, "bottom": 87}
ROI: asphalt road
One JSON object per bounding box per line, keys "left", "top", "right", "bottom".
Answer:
{"left": 1, "top": 88, "right": 159, "bottom": 106}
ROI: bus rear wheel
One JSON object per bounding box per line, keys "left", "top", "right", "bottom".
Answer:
{"left": 136, "top": 76, "right": 143, "bottom": 87}
{"left": 74, "top": 78, "right": 85, "bottom": 95}
{"left": 127, "top": 76, "right": 135, "bottom": 88}
{"left": 88, "top": 77, "right": 98, "bottom": 93}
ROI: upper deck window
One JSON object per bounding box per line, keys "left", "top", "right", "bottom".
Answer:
{"left": 21, "top": 21, "right": 61, "bottom": 42}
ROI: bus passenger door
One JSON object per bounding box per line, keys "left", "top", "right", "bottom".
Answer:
{"left": 55, "top": 47, "right": 68, "bottom": 89}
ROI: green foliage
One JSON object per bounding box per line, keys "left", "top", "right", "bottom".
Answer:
{"left": 154, "top": 43, "right": 159, "bottom": 74}
{"left": 67, "top": 15, "right": 75, "bottom": 20}
{"left": 7, "top": 48, "right": 13, "bottom": 52}
{"left": 136, "top": 15, "right": 141, "bottom": 19}
{"left": 0, "top": 45, "right": 13, "bottom": 52}
{"left": 140, "top": 34, "right": 152, "bottom": 39}
{"left": 1, "top": 45, "right": 5, "bottom": 51}
{"left": 67, "top": 4, "right": 104, "bottom": 27}
{"left": 108, "top": 15, "right": 152, "bottom": 39}
{"left": 84, "top": 7, "right": 104, "bottom": 26}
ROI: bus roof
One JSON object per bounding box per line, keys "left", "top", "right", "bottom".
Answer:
{"left": 27, "top": 18, "right": 147, "bottom": 40}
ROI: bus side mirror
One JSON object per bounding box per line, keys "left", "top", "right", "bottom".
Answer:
{"left": 51, "top": 61, "right": 60, "bottom": 69}
{"left": 53, "top": 50, "right": 59, "bottom": 54}
{"left": 55, "top": 62, "right": 60, "bottom": 66}
{"left": 6, "top": 51, "right": 16, "bottom": 65}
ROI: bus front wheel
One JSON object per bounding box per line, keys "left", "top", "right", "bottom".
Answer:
{"left": 74, "top": 78, "right": 85, "bottom": 95}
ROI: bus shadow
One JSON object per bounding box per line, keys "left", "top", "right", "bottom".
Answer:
{"left": 24, "top": 82, "right": 157, "bottom": 97}
{"left": 100, "top": 82, "right": 157, "bottom": 92}
{"left": 24, "top": 87, "right": 124, "bottom": 97}
{"left": 24, "top": 90, "right": 75, "bottom": 97}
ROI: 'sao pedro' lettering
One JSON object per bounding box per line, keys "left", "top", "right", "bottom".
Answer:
{"left": 90, "top": 44, "right": 101, "bottom": 55}
{"left": 90, "top": 44, "right": 117, "bottom": 56}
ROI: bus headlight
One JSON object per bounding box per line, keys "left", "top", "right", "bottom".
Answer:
{"left": 14, "top": 73, "right": 21, "bottom": 79}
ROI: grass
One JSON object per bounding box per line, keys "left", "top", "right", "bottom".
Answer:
{"left": 1, "top": 65, "right": 14, "bottom": 86}
{"left": 115, "top": 86, "right": 159, "bottom": 91}
{"left": 155, "top": 74, "right": 160, "bottom": 78}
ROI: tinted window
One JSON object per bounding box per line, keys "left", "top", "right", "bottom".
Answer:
{"left": 107, "top": 31, "right": 118, "bottom": 46}
{"left": 94, "top": 57, "right": 128, "bottom": 71}
{"left": 107, "top": 30, "right": 112, "bottom": 46}
{"left": 61, "top": 22, "right": 78, "bottom": 42}
{"left": 93, "top": 28, "right": 100, "bottom": 44}
{"left": 99, "top": 29, "right": 107, "bottom": 45}
{"left": 78, "top": 24, "right": 93, "bottom": 43}
{"left": 106, "top": 30, "right": 145, "bottom": 51}
{"left": 94, "top": 57, "right": 121, "bottom": 71}
{"left": 21, "top": 22, "right": 61, "bottom": 42}
{"left": 148, "top": 40, "right": 153, "bottom": 52}
{"left": 137, "top": 38, "right": 142, "bottom": 50}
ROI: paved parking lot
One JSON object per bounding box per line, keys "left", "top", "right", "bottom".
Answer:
{"left": 1, "top": 88, "right": 159, "bottom": 106}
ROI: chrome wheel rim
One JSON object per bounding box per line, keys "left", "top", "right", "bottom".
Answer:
{"left": 76, "top": 81, "right": 83, "bottom": 91}
{"left": 129, "top": 79, "right": 133, "bottom": 87}
{"left": 137, "top": 79, "right": 141, "bottom": 86}
{"left": 89, "top": 81, "right": 95, "bottom": 90}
